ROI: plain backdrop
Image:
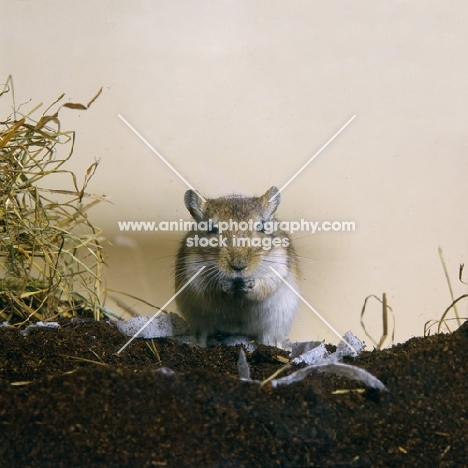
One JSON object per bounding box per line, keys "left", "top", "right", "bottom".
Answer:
{"left": 2, "top": 0, "right": 468, "bottom": 346}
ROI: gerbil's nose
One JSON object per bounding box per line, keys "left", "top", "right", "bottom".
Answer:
{"left": 231, "top": 259, "right": 247, "bottom": 271}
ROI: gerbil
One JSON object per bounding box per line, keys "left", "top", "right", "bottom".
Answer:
{"left": 175, "top": 186, "right": 300, "bottom": 347}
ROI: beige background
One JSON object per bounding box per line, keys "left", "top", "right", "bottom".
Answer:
{"left": 3, "top": 0, "right": 467, "bottom": 346}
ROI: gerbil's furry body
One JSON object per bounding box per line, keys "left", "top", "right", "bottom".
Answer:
{"left": 175, "top": 187, "right": 300, "bottom": 346}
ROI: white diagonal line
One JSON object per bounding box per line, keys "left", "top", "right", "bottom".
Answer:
{"left": 269, "top": 115, "right": 356, "bottom": 201}
{"left": 118, "top": 114, "right": 206, "bottom": 202}
{"left": 116, "top": 266, "right": 206, "bottom": 354}
{"left": 269, "top": 266, "right": 357, "bottom": 353}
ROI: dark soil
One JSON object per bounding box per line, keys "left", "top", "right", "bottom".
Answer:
{"left": 0, "top": 319, "right": 467, "bottom": 468}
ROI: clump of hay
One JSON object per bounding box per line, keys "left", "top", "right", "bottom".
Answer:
{"left": 0, "top": 77, "right": 108, "bottom": 324}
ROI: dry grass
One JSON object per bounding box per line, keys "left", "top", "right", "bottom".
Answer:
{"left": 360, "top": 292, "right": 395, "bottom": 349}
{"left": 0, "top": 77, "right": 109, "bottom": 325}
{"left": 424, "top": 254, "right": 468, "bottom": 336}
{"left": 361, "top": 251, "right": 468, "bottom": 342}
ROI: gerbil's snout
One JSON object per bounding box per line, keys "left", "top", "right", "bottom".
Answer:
{"left": 229, "top": 257, "right": 248, "bottom": 271}
{"left": 219, "top": 252, "right": 256, "bottom": 293}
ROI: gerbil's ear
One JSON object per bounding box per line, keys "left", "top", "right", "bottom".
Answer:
{"left": 184, "top": 190, "right": 206, "bottom": 221}
{"left": 260, "top": 186, "right": 281, "bottom": 220}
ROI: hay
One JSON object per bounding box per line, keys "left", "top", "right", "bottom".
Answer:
{"left": 0, "top": 77, "right": 108, "bottom": 324}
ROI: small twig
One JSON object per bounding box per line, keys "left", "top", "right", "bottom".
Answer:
{"left": 439, "top": 247, "right": 461, "bottom": 327}
{"left": 360, "top": 293, "right": 394, "bottom": 349}
{"left": 58, "top": 353, "right": 109, "bottom": 367}
{"left": 425, "top": 317, "right": 468, "bottom": 336}
{"left": 376, "top": 293, "right": 388, "bottom": 350}
{"left": 146, "top": 339, "right": 162, "bottom": 364}
{"left": 437, "top": 294, "right": 468, "bottom": 334}
{"left": 107, "top": 288, "right": 166, "bottom": 314}
{"left": 459, "top": 264, "right": 467, "bottom": 285}
{"left": 88, "top": 349, "right": 103, "bottom": 362}
{"left": 260, "top": 364, "right": 292, "bottom": 388}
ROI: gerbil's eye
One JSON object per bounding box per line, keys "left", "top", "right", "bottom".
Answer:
{"left": 207, "top": 224, "right": 219, "bottom": 234}
{"left": 255, "top": 221, "right": 265, "bottom": 233}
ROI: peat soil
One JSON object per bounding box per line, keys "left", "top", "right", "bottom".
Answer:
{"left": 0, "top": 319, "right": 467, "bottom": 468}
